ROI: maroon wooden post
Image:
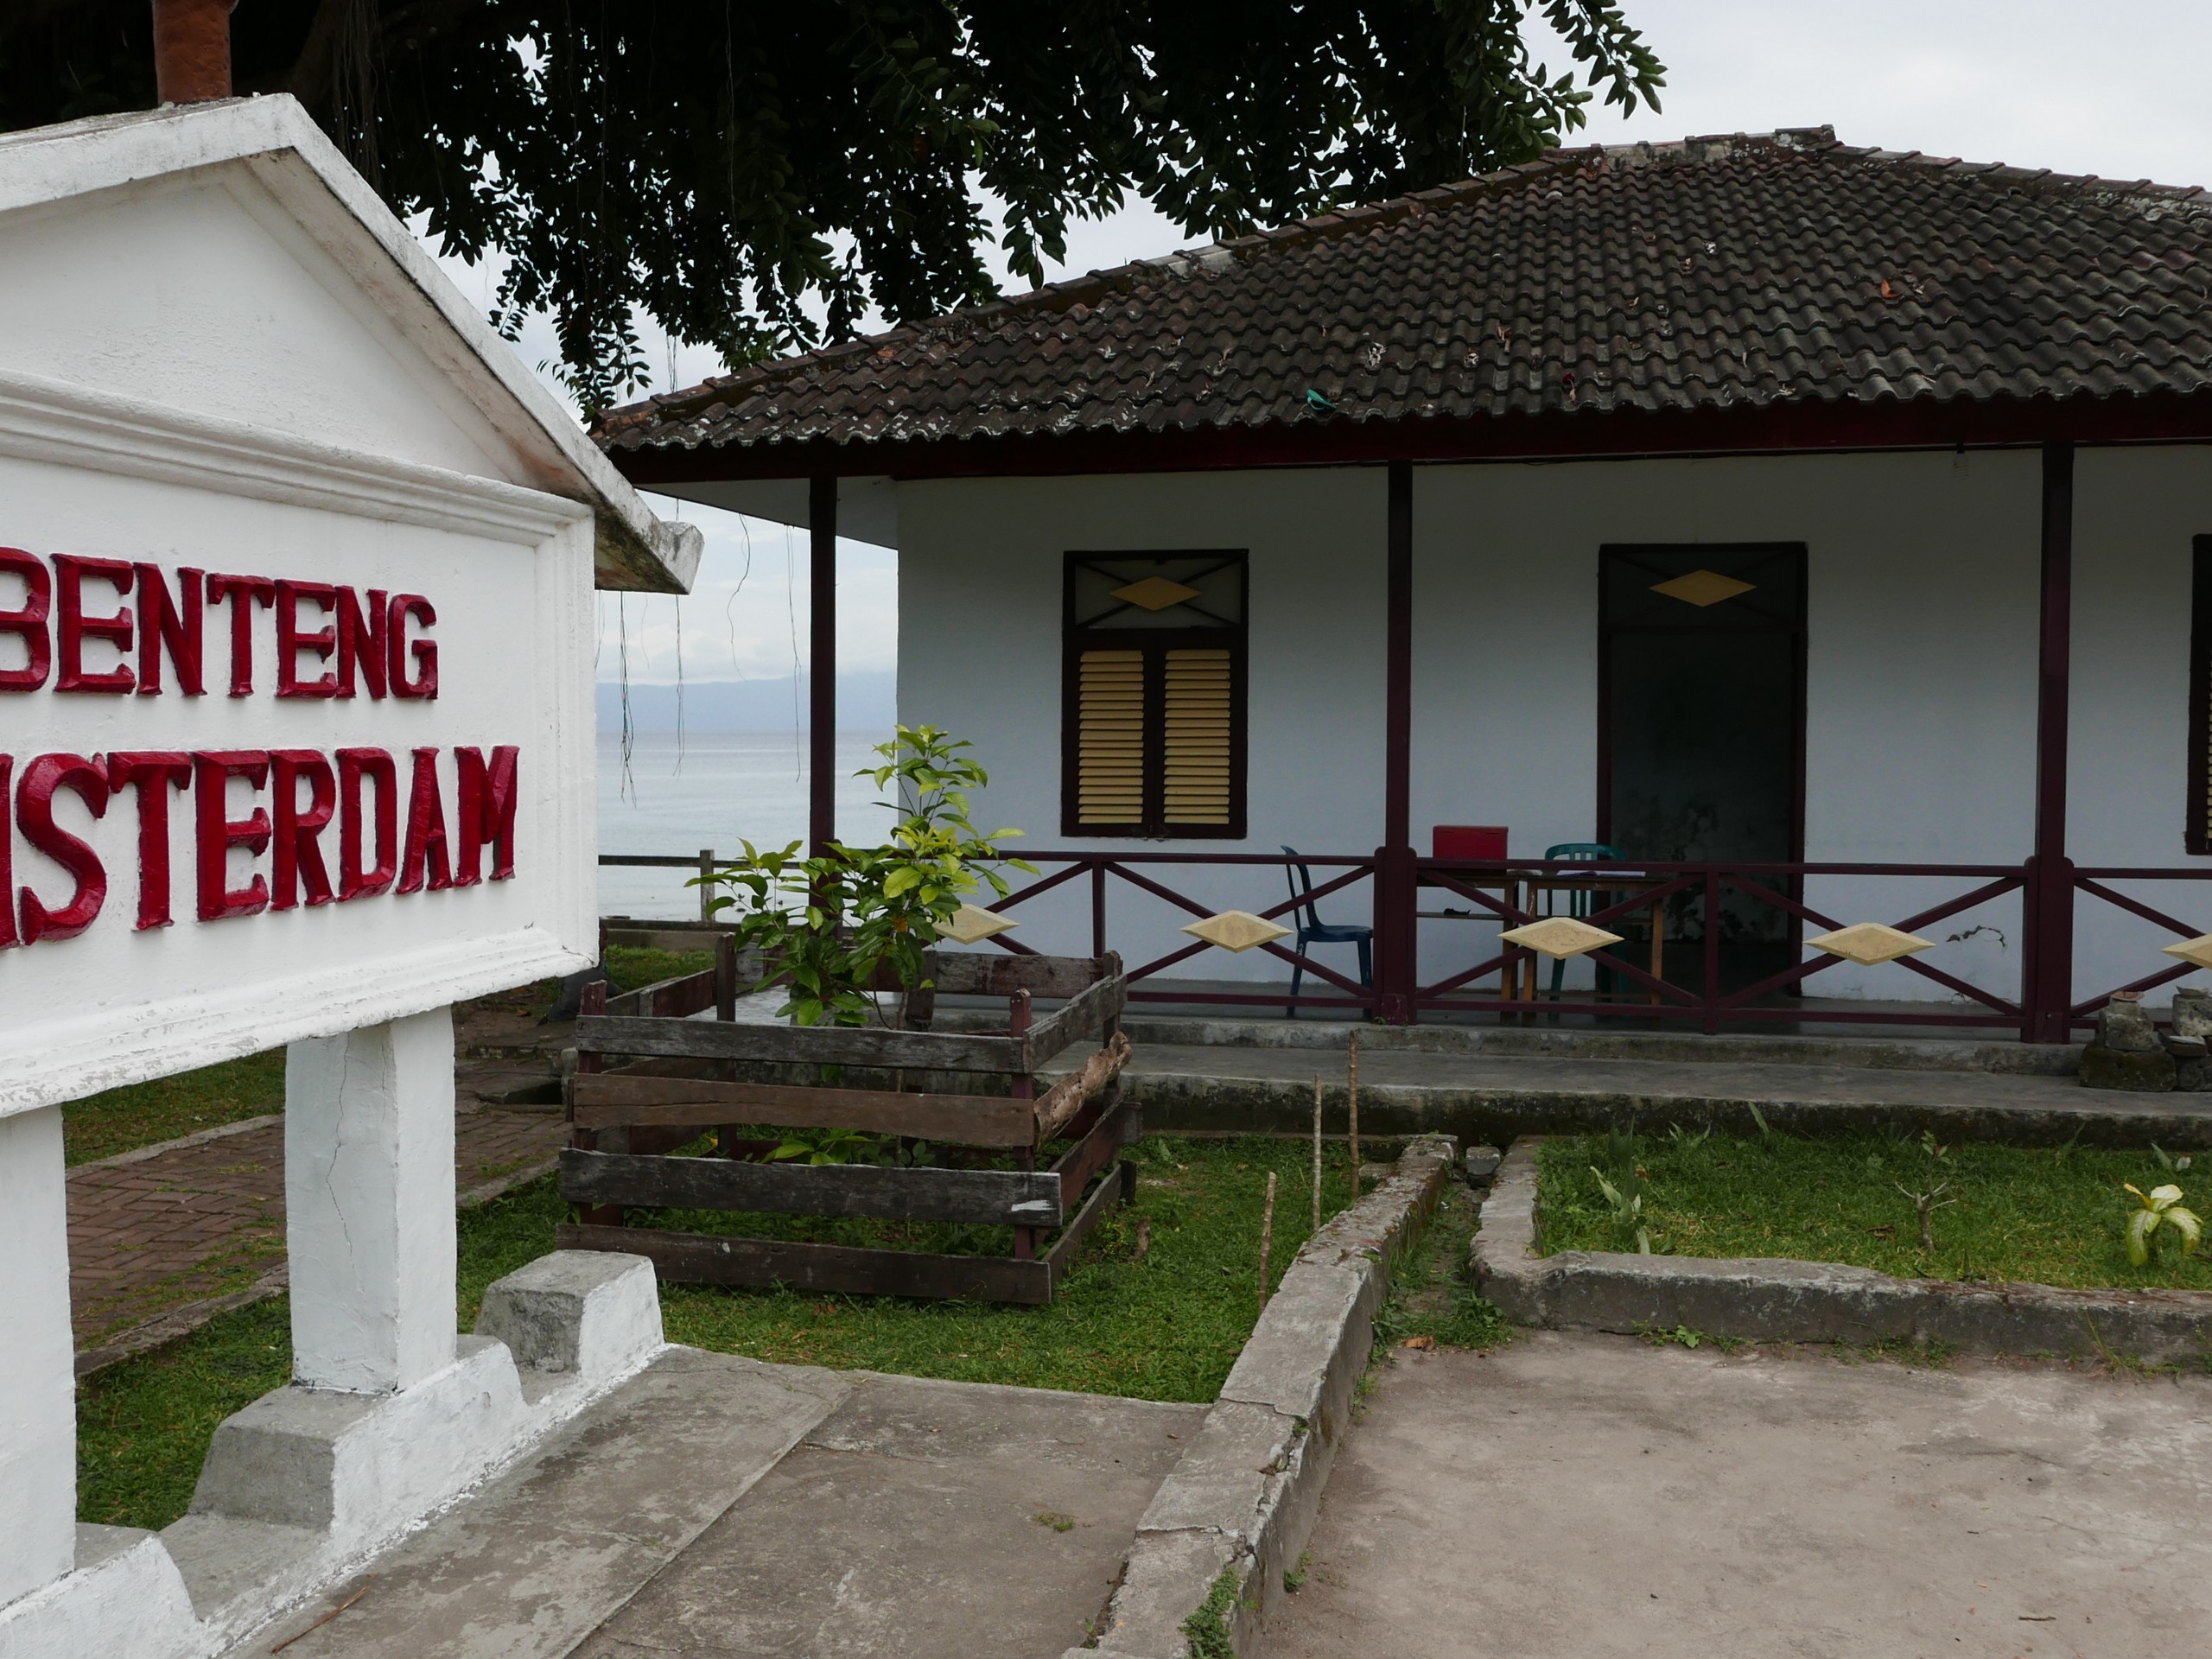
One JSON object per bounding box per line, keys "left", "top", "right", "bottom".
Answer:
{"left": 1008, "top": 989, "right": 1038, "bottom": 1260}
{"left": 1091, "top": 861, "right": 1108, "bottom": 958}
{"left": 1702, "top": 868, "right": 1722, "bottom": 1034}
{"left": 809, "top": 475, "right": 838, "bottom": 856}
{"left": 573, "top": 979, "right": 624, "bottom": 1227}
{"left": 2024, "top": 440, "right": 2077, "bottom": 1044}
{"left": 1374, "top": 460, "right": 1418, "bottom": 1024}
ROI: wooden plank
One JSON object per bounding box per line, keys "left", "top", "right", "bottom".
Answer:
{"left": 570, "top": 1074, "right": 1036, "bottom": 1147}
{"left": 1050, "top": 1099, "right": 1140, "bottom": 1208}
{"left": 605, "top": 968, "right": 719, "bottom": 1020}
{"left": 577, "top": 1014, "right": 1025, "bottom": 1074}
{"left": 1025, "top": 974, "right": 1128, "bottom": 1067}
{"left": 560, "top": 1148, "right": 1065, "bottom": 1226}
{"left": 1044, "top": 1158, "right": 1136, "bottom": 1285}
{"left": 556, "top": 1224, "right": 1052, "bottom": 1304}
{"left": 921, "top": 952, "right": 1109, "bottom": 1001}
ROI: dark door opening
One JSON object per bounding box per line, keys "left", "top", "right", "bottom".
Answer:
{"left": 1599, "top": 544, "right": 1807, "bottom": 995}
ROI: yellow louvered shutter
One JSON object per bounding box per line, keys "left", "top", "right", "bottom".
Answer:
{"left": 1162, "top": 648, "right": 1233, "bottom": 825}
{"left": 1076, "top": 649, "right": 1147, "bottom": 825}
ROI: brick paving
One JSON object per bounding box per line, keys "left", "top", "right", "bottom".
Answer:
{"left": 67, "top": 1034, "right": 571, "bottom": 1354}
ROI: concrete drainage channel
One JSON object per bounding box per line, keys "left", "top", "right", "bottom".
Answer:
{"left": 1075, "top": 1133, "right": 1459, "bottom": 1659}
{"left": 1474, "top": 1138, "right": 2212, "bottom": 1361}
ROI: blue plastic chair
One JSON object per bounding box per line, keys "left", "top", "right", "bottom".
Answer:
{"left": 1282, "top": 846, "right": 1373, "bottom": 1018}
{"left": 1541, "top": 842, "right": 1628, "bottom": 1006}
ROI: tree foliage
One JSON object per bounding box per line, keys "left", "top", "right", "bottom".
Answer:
{"left": 3, "top": 3, "right": 1662, "bottom": 410}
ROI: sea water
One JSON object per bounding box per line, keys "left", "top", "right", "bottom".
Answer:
{"left": 597, "top": 730, "right": 895, "bottom": 918}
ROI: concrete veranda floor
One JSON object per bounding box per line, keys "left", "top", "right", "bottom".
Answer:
{"left": 1269, "top": 1330, "right": 2212, "bottom": 1658}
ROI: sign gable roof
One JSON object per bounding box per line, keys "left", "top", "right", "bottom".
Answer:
{"left": 0, "top": 95, "right": 698, "bottom": 592}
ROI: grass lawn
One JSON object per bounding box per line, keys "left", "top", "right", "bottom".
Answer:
{"left": 58, "top": 950, "right": 703, "bottom": 1168}
{"left": 61, "top": 1050, "right": 286, "bottom": 1167}
{"left": 1537, "top": 1128, "right": 2212, "bottom": 1292}
{"left": 601, "top": 945, "right": 713, "bottom": 994}
{"left": 79, "top": 1134, "right": 1359, "bottom": 1532}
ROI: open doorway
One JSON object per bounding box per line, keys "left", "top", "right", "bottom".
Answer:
{"left": 1599, "top": 544, "right": 1806, "bottom": 994}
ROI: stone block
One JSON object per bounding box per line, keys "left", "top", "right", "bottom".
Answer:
{"left": 190, "top": 1338, "right": 524, "bottom": 1545}
{"left": 2173, "top": 987, "right": 2212, "bottom": 1041}
{"left": 2094, "top": 993, "right": 2161, "bottom": 1053}
{"left": 475, "top": 1249, "right": 664, "bottom": 1381}
{"left": 1219, "top": 1262, "right": 1371, "bottom": 1436}
{"left": 2081, "top": 1045, "right": 2177, "bottom": 1092}
{"left": 1136, "top": 1399, "right": 1299, "bottom": 1545}
{"left": 1465, "top": 1144, "right": 1503, "bottom": 1182}
{"left": 1103, "top": 1527, "right": 1245, "bottom": 1658}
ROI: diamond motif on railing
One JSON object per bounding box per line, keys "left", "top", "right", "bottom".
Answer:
{"left": 2160, "top": 934, "right": 2212, "bottom": 971}
{"left": 1181, "top": 910, "right": 1294, "bottom": 952}
{"left": 1649, "top": 569, "right": 1755, "bottom": 607}
{"left": 1807, "top": 923, "right": 1935, "bottom": 966}
{"left": 1499, "top": 917, "right": 1623, "bottom": 959}
{"left": 939, "top": 904, "right": 1018, "bottom": 945}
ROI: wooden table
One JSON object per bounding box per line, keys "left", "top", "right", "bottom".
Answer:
{"left": 1419, "top": 868, "right": 1672, "bottom": 1007}
{"left": 1511, "top": 869, "right": 1672, "bottom": 1005}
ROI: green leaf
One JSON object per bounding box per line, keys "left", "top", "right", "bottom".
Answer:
{"left": 2128, "top": 1207, "right": 2158, "bottom": 1267}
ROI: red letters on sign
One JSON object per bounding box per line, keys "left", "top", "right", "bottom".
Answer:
{"left": 194, "top": 751, "right": 271, "bottom": 921}
{"left": 17, "top": 752, "right": 110, "bottom": 942}
{"left": 206, "top": 574, "right": 276, "bottom": 697}
{"left": 276, "top": 581, "right": 339, "bottom": 699}
{"left": 135, "top": 563, "right": 206, "bottom": 696}
{"left": 399, "top": 747, "right": 452, "bottom": 893}
{"left": 338, "top": 747, "right": 399, "bottom": 899}
{"left": 105, "top": 751, "right": 192, "bottom": 930}
{"left": 335, "top": 587, "right": 388, "bottom": 699}
{"left": 454, "top": 746, "right": 520, "bottom": 885}
{"left": 389, "top": 595, "right": 438, "bottom": 699}
{"left": 270, "top": 750, "right": 338, "bottom": 909}
{"left": 0, "top": 756, "right": 15, "bottom": 948}
{"left": 53, "top": 555, "right": 135, "bottom": 694}
{"left": 0, "top": 550, "right": 53, "bottom": 692}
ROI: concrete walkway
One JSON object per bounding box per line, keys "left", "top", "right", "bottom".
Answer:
{"left": 231, "top": 1351, "right": 1201, "bottom": 1659}
{"left": 1269, "top": 1331, "right": 2212, "bottom": 1656}
{"left": 1120, "top": 1041, "right": 2212, "bottom": 1145}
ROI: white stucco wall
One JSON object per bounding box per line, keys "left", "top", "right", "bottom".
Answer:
{"left": 897, "top": 446, "right": 2212, "bottom": 1010}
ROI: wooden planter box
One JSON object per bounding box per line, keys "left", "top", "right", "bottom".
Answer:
{"left": 556, "top": 949, "right": 1135, "bottom": 1304}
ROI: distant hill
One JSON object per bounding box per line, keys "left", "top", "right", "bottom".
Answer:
{"left": 595, "top": 673, "right": 896, "bottom": 734}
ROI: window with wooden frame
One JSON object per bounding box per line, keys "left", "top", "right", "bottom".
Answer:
{"left": 2190, "top": 536, "right": 2212, "bottom": 855}
{"left": 1063, "top": 551, "right": 1249, "bottom": 838}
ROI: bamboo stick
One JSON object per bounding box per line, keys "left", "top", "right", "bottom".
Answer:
{"left": 1347, "top": 1030, "right": 1361, "bottom": 1196}
{"left": 1259, "top": 1170, "right": 1278, "bottom": 1309}
{"left": 1311, "top": 1073, "right": 1324, "bottom": 1234}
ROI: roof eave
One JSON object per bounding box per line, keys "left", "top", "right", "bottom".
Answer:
{"left": 602, "top": 389, "right": 2212, "bottom": 486}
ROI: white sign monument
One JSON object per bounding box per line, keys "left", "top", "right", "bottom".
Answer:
{"left": 0, "top": 96, "right": 696, "bottom": 1652}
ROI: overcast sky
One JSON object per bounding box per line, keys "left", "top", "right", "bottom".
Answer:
{"left": 528, "top": 1, "right": 2212, "bottom": 688}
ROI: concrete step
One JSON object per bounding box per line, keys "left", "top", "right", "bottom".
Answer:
{"left": 1111, "top": 1042, "right": 2212, "bottom": 1148}
{"left": 1112, "top": 1014, "right": 2079, "bottom": 1077}
{"left": 220, "top": 1349, "right": 847, "bottom": 1659}
{"left": 226, "top": 1355, "right": 1200, "bottom": 1659}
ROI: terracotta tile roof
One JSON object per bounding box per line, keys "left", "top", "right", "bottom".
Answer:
{"left": 594, "top": 127, "right": 2212, "bottom": 469}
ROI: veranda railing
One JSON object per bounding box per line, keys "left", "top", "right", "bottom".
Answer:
{"left": 595, "top": 850, "right": 2212, "bottom": 1040}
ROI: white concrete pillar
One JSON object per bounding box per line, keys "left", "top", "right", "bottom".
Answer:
{"left": 0, "top": 1104, "right": 76, "bottom": 1607}
{"left": 285, "top": 1007, "right": 457, "bottom": 1393}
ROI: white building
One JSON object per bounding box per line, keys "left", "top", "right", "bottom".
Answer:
{"left": 603, "top": 128, "right": 2212, "bottom": 1046}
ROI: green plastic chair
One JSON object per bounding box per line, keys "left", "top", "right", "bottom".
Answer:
{"left": 1541, "top": 842, "right": 1627, "bottom": 1006}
